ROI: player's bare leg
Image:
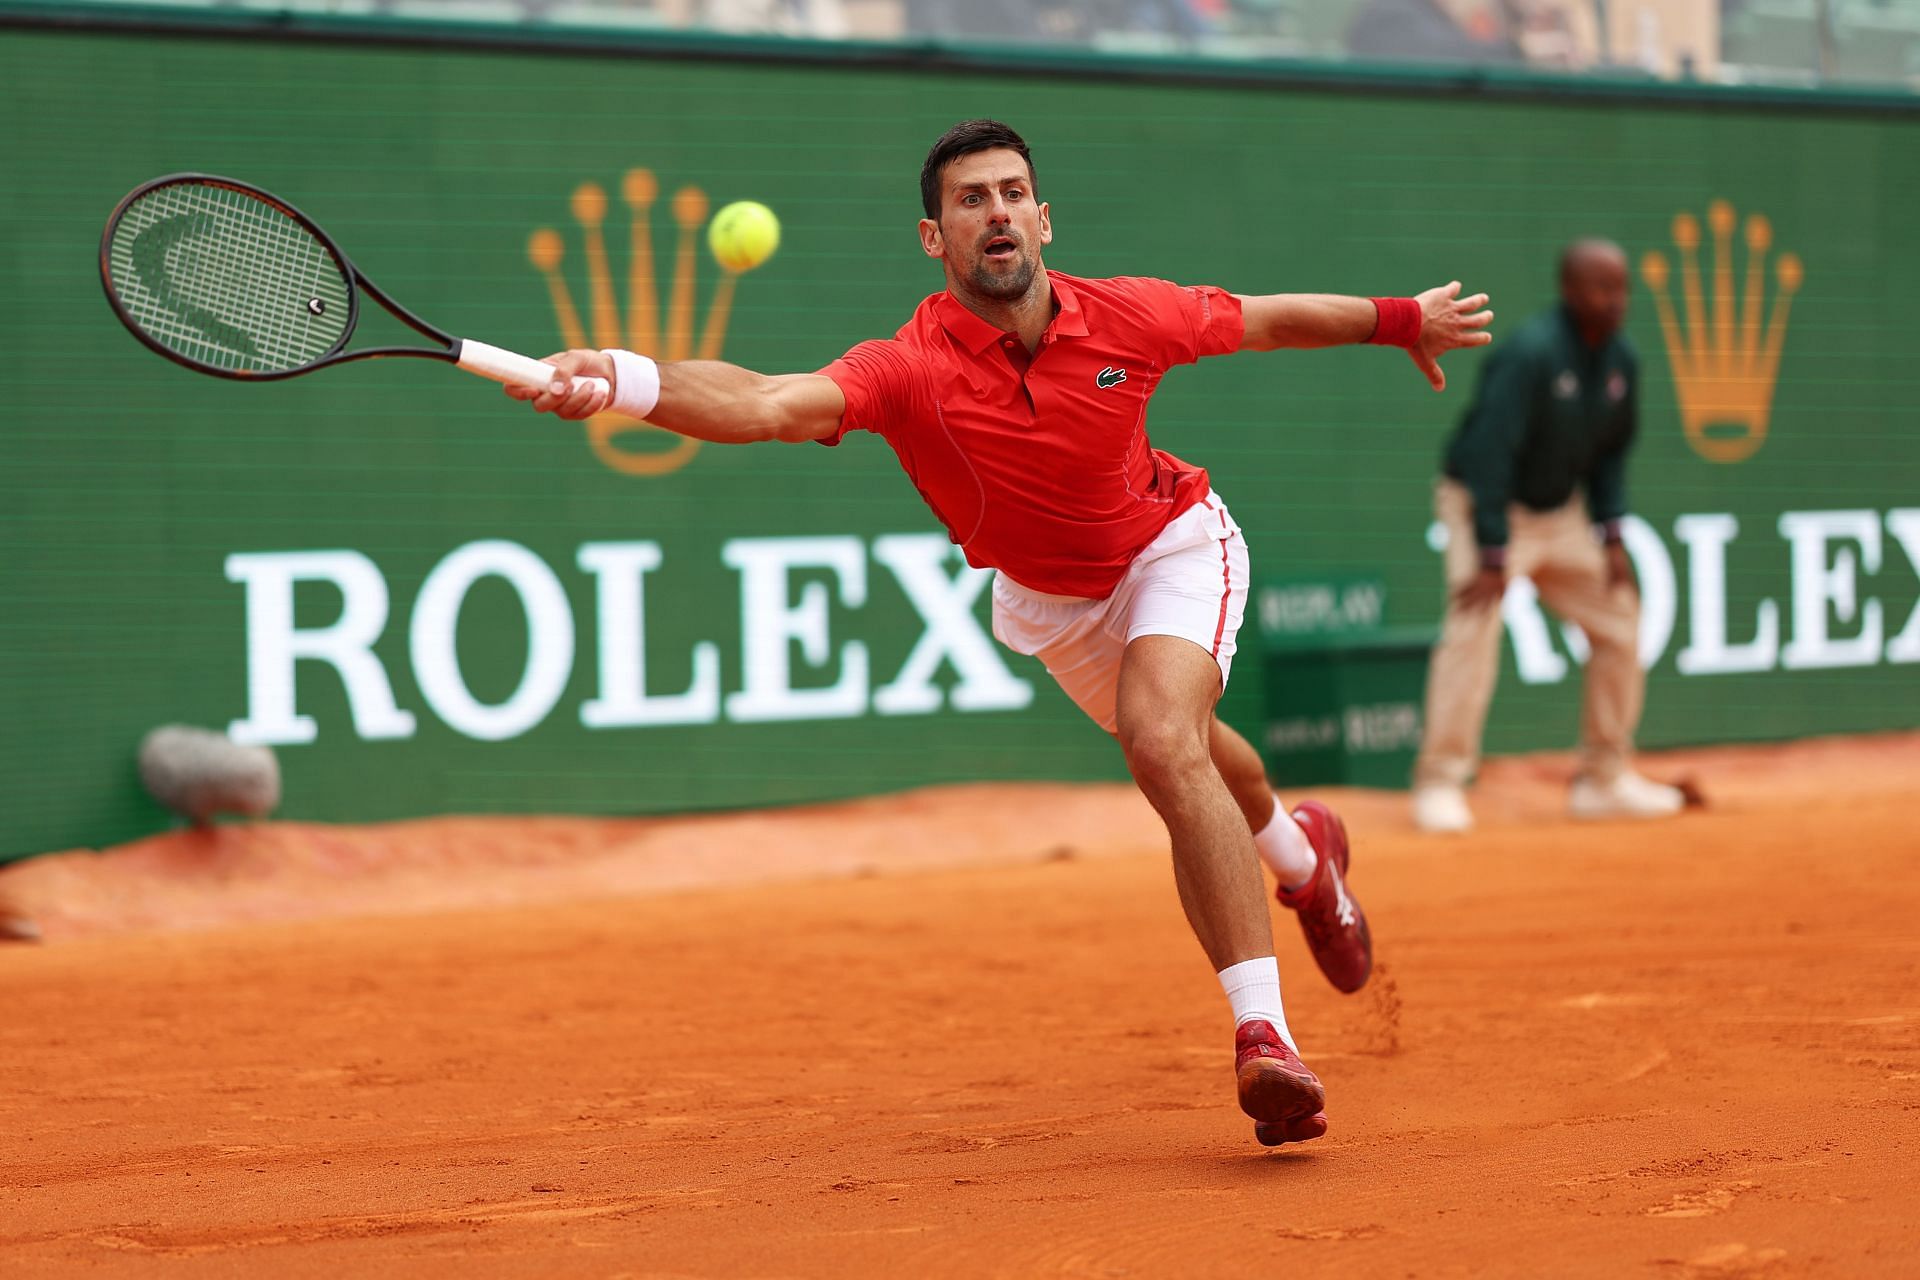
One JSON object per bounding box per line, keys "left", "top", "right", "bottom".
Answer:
{"left": 1115, "top": 636, "right": 1326, "bottom": 1144}
{"left": 1210, "top": 717, "right": 1374, "bottom": 994}
{"left": 1116, "top": 636, "right": 1272, "bottom": 970}
{"left": 1209, "top": 716, "right": 1282, "bottom": 833}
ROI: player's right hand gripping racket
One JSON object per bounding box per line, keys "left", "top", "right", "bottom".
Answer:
{"left": 99, "top": 173, "right": 608, "bottom": 398}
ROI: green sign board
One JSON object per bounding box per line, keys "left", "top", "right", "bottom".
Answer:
{"left": 2, "top": 21, "right": 1917, "bottom": 858}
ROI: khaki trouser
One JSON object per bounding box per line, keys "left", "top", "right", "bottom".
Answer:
{"left": 1413, "top": 478, "right": 1644, "bottom": 789}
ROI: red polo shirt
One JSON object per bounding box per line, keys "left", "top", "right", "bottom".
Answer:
{"left": 817, "top": 271, "right": 1244, "bottom": 599}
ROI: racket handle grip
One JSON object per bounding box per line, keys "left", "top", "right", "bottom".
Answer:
{"left": 456, "top": 339, "right": 610, "bottom": 398}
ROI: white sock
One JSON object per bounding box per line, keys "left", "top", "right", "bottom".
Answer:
{"left": 1253, "top": 800, "right": 1318, "bottom": 890}
{"left": 1217, "top": 956, "right": 1297, "bottom": 1051}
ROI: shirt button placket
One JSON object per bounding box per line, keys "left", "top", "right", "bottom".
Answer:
{"left": 1002, "top": 339, "right": 1037, "bottom": 419}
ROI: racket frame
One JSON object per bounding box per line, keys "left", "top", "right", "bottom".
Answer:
{"left": 100, "top": 172, "right": 464, "bottom": 381}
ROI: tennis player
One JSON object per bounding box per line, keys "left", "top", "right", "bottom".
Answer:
{"left": 510, "top": 120, "right": 1493, "bottom": 1146}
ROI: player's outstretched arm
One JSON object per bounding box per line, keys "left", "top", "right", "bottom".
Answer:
{"left": 503, "top": 349, "right": 846, "bottom": 444}
{"left": 1235, "top": 282, "right": 1493, "bottom": 392}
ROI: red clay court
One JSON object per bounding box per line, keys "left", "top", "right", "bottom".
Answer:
{"left": 3, "top": 733, "right": 1915, "bottom": 1278}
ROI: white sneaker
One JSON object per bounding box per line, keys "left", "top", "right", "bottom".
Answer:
{"left": 1568, "top": 771, "right": 1685, "bottom": 821}
{"left": 1412, "top": 784, "right": 1474, "bottom": 833}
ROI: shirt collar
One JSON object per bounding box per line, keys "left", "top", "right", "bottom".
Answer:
{"left": 934, "top": 289, "right": 1005, "bottom": 354}
{"left": 935, "top": 270, "right": 1089, "bottom": 354}
{"left": 1049, "top": 273, "right": 1089, "bottom": 339}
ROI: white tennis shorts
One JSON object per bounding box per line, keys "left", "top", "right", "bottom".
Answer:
{"left": 990, "top": 491, "right": 1250, "bottom": 735}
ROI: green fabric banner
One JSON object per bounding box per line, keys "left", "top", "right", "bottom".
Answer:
{"left": 3, "top": 25, "right": 1915, "bottom": 858}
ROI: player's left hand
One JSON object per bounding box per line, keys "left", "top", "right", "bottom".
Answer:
{"left": 1605, "top": 542, "right": 1637, "bottom": 595}
{"left": 1410, "top": 282, "right": 1494, "bottom": 392}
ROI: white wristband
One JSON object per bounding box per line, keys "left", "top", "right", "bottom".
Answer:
{"left": 602, "top": 348, "right": 662, "bottom": 420}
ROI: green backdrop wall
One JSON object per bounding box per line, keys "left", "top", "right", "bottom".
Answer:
{"left": 3, "top": 19, "right": 1917, "bottom": 859}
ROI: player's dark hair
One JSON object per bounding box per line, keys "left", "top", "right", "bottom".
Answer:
{"left": 920, "top": 119, "right": 1036, "bottom": 221}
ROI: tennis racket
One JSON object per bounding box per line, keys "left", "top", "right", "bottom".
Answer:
{"left": 99, "top": 173, "right": 608, "bottom": 399}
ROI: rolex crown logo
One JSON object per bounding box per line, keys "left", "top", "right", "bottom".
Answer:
{"left": 1640, "top": 200, "right": 1802, "bottom": 464}
{"left": 529, "top": 171, "right": 771, "bottom": 476}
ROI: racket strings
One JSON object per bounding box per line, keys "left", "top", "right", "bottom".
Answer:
{"left": 106, "top": 182, "right": 351, "bottom": 374}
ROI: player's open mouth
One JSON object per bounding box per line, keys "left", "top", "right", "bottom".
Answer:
{"left": 983, "top": 236, "right": 1018, "bottom": 260}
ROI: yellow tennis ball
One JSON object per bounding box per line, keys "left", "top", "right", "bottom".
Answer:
{"left": 708, "top": 200, "right": 780, "bottom": 273}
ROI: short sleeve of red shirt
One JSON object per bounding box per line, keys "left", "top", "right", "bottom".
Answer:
{"left": 815, "top": 339, "right": 927, "bottom": 447}
{"left": 1107, "top": 277, "right": 1245, "bottom": 369}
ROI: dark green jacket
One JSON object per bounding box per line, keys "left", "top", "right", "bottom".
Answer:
{"left": 1442, "top": 305, "right": 1638, "bottom": 550}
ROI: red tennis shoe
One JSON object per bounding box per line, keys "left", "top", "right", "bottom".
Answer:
{"left": 1277, "top": 800, "right": 1373, "bottom": 994}
{"left": 1234, "top": 1019, "right": 1328, "bottom": 1147}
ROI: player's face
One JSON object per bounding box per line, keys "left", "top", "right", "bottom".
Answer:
{"left": 919, "top": 148, "right": 1051, "bottom": 302}
{"left": 1563, "top": 249, "right": 1630, "bottom": 339}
